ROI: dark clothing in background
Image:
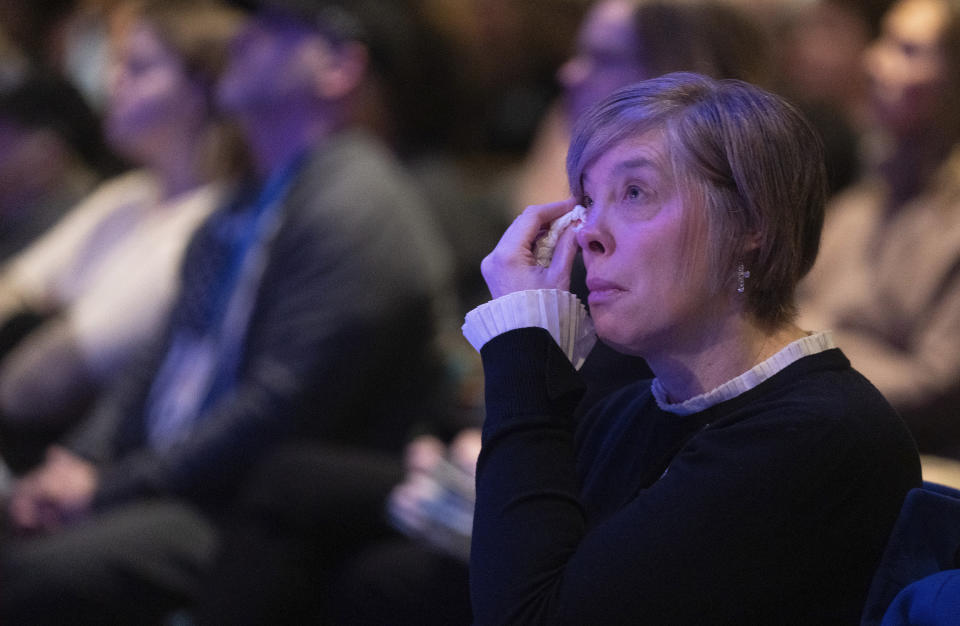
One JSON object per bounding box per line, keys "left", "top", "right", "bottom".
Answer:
{"left": 71, "top": 129, "right": 450, "bottom": 511}
{"left": 198, "top": 443, "right": 406, "bottom": 625}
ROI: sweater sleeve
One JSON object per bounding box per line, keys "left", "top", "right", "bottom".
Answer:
{"left": 471, "top": 330, "right": 914, "bottom": 624}
{"left": 471, "top": 328, "right": 586, "bottom": 624}
{"left": 462, "top": 289, "right": 596, "bottom": 370}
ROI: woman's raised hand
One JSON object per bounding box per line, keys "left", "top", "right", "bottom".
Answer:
{"left": 481, "top": 198, "right": 581, "bottom": 298}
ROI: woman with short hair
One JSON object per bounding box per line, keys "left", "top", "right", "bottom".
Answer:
{"left": 465, "top": 72, "right": 921, "bottom": 624}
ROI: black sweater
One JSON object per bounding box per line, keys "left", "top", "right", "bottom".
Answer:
{"left": 472, "top": 328, "right": 921, "bottom": 625}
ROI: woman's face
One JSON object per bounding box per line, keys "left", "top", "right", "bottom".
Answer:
{"left": 558, "top": 0, "right": 647, "bottom": 126}
{"left": 864, "top": 0, "right": 951, "bottom": 136}
{"left": 576, "top": 131, "right": 724, "bottom": 358}
{"left": 106, "top": 20, "right": 205, "bottom": 161}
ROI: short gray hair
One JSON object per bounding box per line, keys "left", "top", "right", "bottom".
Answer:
{"left": 567, "top": 72, "right": 827, "bottom": 329}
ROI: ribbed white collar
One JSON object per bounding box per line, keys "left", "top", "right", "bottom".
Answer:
{"left": 651, "top": 331, "right": 836, "bottom": 416}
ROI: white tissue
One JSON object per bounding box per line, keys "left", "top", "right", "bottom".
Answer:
{"left": 534, "top": 205, "right": 586, "bottom": 267}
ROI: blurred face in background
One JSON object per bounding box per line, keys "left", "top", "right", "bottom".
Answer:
{"left": 105, "top": 18, "right": 206, "bottom": 163}
{"left": 558, "top": 0, "right": 647, "bottom": 126}
{"left": 864, "top": 0, "right": 952, "bottom": 137}
{"left": 216, "top": 13, "right": 318, "bottom": 118}
{"left": 780, "top": 1, "right": 872, "bottom": 113}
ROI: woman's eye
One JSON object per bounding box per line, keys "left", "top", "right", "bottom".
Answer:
{"left": 582, "top": 195, "right": 594, "bottom": 208}
{"left": 626, "top": 186, "right": 645, "bottom": 201}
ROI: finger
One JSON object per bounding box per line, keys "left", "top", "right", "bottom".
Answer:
{"left": 449, "top": 430, "right": 482, "bottom": 475}
{"left": 388, "top": 485, "right": 420, "bottom": 521}
{"left": 405, "top": 436, "right": 444, "bottom": 473}
{"left": 526, "top": 197, "right": 578, "bottom": 223}
{"left": 545, "top": 220, "right": 581, "bottom": 290}
{"left": 502, "top": 198, "right": 578, "bottom": 251}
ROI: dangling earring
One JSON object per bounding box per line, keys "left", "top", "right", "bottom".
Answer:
{"left": 737, "top": 262, "right": 750, "bottom": 294}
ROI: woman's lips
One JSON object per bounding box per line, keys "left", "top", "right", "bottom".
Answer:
{"left": 586, "top": 278, "right": 625, "bottom": 304}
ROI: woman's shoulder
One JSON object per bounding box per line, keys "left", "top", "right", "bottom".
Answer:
{"left": 720, "top": 349, "right": 893, "bottom": 425}
{"left": 704, "top": 349, "right": 916, "bottom": 470}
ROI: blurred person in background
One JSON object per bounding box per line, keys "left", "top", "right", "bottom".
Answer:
{"left": 0, "top": 72, "right": 113, "bottom": 264}
{"left": 0, "top": 0, "right": 250, "bottom": 621}
{"left": 0, "top": 0, "right": 76, "bottom": 72}
{"left": 187, "top": 0, "right": 457, "bottom": 623}
{"left": 59, "top": 0, "right": 130, "bottom": 112}
{"left": 361, "top": 0, "right": 589, "bottom": 322}
{"left": 411, "top": 0, "right": 586, "bottom": 157}
{"left": 772, "top": 0, "right": 895, "bottom": 196}
{"left": 513, "top": 0, "right": 772, "bottom": 212}
{"left": 798, "top": 0, "right": 960, "bottom": 461}
{"left": 0, "top": 26, "right": 28, "bottom": 89}
{"left": 0, "top": 0, "right": 247, "bottom": 472}
{"left": 0, "top": 0, "right": 125, "bottom": 112}
{"left": 1, "top": 0, "right": 454, "bottom": 622}
{"left": 774, "top": 0, "right": 892, "bottom": 133}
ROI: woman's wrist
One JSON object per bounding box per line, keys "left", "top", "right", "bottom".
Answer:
{"left": 461, "top": 289, "right": 597, "bottom": 369}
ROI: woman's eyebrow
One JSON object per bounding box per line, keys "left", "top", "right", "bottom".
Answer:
{"left": 615, "top": 158, "right": 657, "bottom": 173}
{"left": 582, "top": 157, "right": 660, "bottom": 189}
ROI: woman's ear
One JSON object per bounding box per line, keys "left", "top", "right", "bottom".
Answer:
{"left": 743, "top": 229, "right": 763, "bottom": 254}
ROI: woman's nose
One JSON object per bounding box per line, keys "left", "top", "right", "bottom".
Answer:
{"left": 576, "top": 208, "right": 609, "bottom": 256}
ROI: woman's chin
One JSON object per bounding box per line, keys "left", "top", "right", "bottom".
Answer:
{"left": 595, "top": 327, "right": 642, "bottom": 357}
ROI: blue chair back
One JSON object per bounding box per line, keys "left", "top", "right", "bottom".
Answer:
{"left": 861, "top": 482, "right": 960, "bottom": 625}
